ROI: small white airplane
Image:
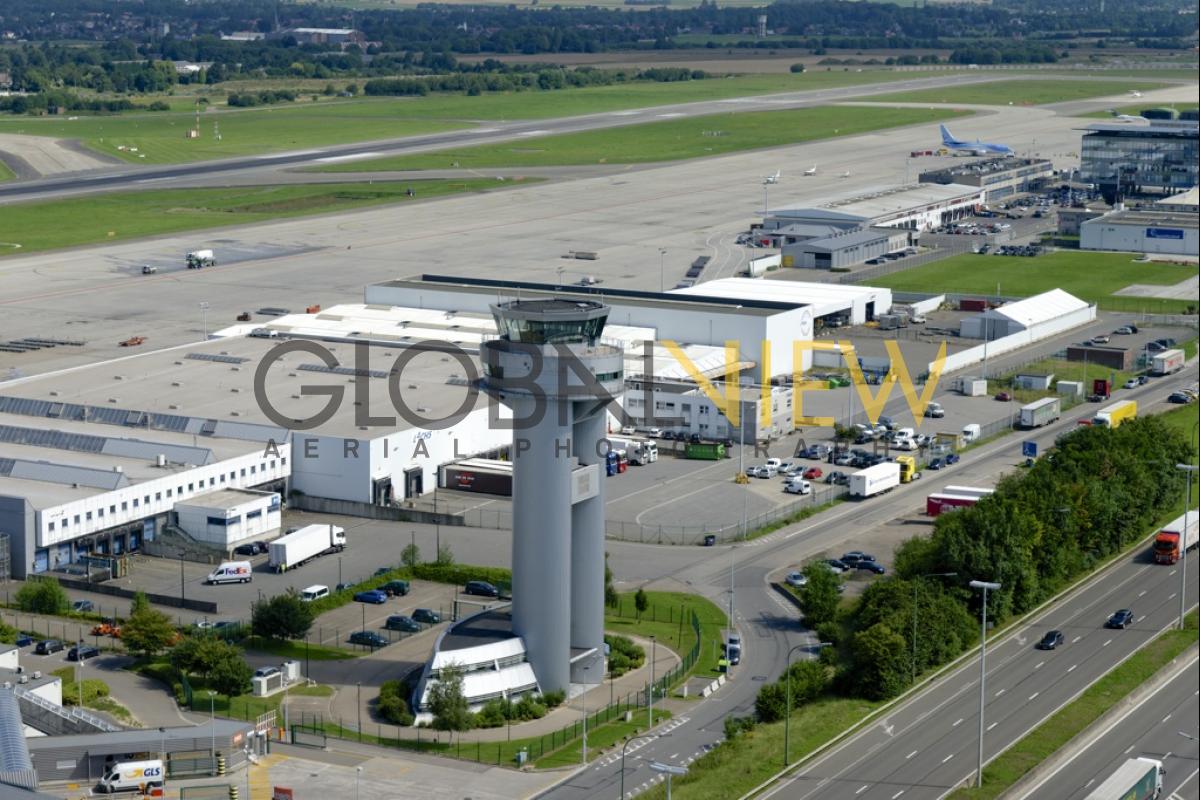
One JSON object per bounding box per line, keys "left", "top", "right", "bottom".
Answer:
{"left": 803, "top": 165, "right": 818, "bottom": 176}
{"left": 1107, "top": 109, "right": 1146, "bottom": 123}
{"left": 840, "top": 169, "right": 852, "bottom": 178}
{"left": 1129, "top": 90, "right": 1143, "bottom": 98}
{"left": 763, "top": 170, "right": 781, "bottom": 184}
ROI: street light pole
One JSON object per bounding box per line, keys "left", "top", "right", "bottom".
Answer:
{"left": 199, "top": 301, "right": 210, "bottom": 341}
{"left": 913, "top": 572, "right": 958, "bottom": 684}
{"left": 620, "top": 735, "right": 659, "bottom": 800}
{"left": 581, "top": 683, "right": 588, "bottom": 765}
{"left": 207, "top": 690, "right": 216, "bottom": 775}
{"left": 969, "top": 580, "right": 1001, "bottom": 788}
{"left": 659, "top": 248, "right": 667, "bottom": 294}
{"left": 783, "top": 643, "right": 805, "bottom": 766}
{"left": 648, "top": 635, "right": 657, "bottom": 728}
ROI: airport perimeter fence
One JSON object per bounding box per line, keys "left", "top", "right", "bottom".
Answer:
{"left": 283, "top": 611, "right": 703, "bottom": 768}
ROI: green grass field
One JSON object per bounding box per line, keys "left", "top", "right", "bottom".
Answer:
{"left": 0, "top": 180, "right": 512, "bottom": 255}
{"left": 0, "top": 160, "right": 13, "bottom": 181}
{"left": 873, "top": 251, "right": 1197, "bottom": 313}
{"left": 607, "top": 590, "right": 729, "bottom": 680}
{"left": 317, "top": 105, "right": 970, "bottom": 172}
{"left": 0, "top": 71, "right": 933, "bottom": 165}
{"left": 870, "top": 79, "right": 1171, "bottom": 106}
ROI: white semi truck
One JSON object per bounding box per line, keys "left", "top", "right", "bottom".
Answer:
{"left": 1085, "top": 757, "right": 1163, "bottom": 800}
{"left": 268, "top": 524, "right": 346, "bottom": 572}
{"left": 606, "top": 437, "right": 658, "bottom": 465}
{"left": 848, "top": 462, "right": 900, "bottom": 499}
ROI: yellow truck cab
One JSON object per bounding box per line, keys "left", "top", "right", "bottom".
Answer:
{"left": 896, "top": 455, "right": 920, "bottom": 483}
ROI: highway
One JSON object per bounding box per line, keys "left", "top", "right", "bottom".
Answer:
{"left": 544, "top": 357, "right": 1200, "bottom": 799}
{"left": 0, "top": 71, "right": 1107, "bottom": 203}
{"left": 1014, "top": 661, "right": 1199, "bottom": 800}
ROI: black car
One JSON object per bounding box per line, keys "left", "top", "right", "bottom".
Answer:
{"left": 855, "top": 560, "right": 886, "bottom": 574}
{"left": 234, "top": 542, "right": 264, "bottom": 556}
{"left": 1036, "top": 630, "right": 1065, "bottom": 650}
{"left": 1105, "top": 609, "right": 1134, "bottom": 629}
{"left": 67, "top": 645, "right": 101, "bottom": 662}
{"left": 71, "top": 599, "right": 95, "bottom": 613}
{"left": 384, "top": 615, "right": 421, "bottom": 633}
{"left": 34, "top": 639, "right": 64, "bottom": 655}
{"left": 702, "top": 533, "right": 717, "bottom": 547}
{"left": 824, "top": 559, "right": 849, "bottom": 573}
{"left": 15, "top": 634, "right": 34, "bottom": 648}
{"left": 1168, "top": 392, "right": 1194, "bottom": 404}
{"left": 840, "top": 551, "right": 874, "bottom": 565}
{"left": 349, "top": 631, "right": 388, "bottom": 648}
{"left": 374, "top": 567, "right": 393, "bottom": 577}
{"left": 412, "top": 608, "right": 442, "bottom": 625}
{"left": 379, "top": 580, "right": 411, "bottom": 597}
{"left": 464, "top": 580, "right": 499, "bottom": 598}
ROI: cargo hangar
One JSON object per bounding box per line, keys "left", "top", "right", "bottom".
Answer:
{"left": 0, "top": 274, "right": 896, "bottom": 578}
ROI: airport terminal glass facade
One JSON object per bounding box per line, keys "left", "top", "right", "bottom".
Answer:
{"left": 1081, "top": 123, "right": 1199, "bottom": 195}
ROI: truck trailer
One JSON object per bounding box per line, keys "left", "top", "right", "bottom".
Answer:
{"left": 849, "top": 462, "right": 900, "bottom": 499}
{"left": 1019, "top": 397, "right": 1061, "bottom": 429}
{"left": 1152, "top": 510, "right": 1199, "bottom": 565}
{"left": 1151, "top": 348, "right": 1185, "bottom": 376}
{"left": 268, "top": 524, "right": 346, "bottom": 572}
{"left": 1084, "top": 757, "right": 1163, "bottom": 800}
{"left": 1093, "top": 400, "right": 1137, "bottom": 428}
{"left": 606, "top": 437, "right": 658, "bottom": 465}
{"left": 440, "top": 458, "right": 513, "bottom": 496}
{"left": 926, "top": 493, "right": 983, "bottom": 517}
{"left": 941, "top": 485, "right": 995, "bottom": 499}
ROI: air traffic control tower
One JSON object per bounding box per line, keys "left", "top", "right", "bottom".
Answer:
{"left": 481, "top": 299, "right": 623, "bottom": 692}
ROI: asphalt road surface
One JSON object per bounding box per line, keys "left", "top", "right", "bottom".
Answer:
{"left": 1014, "top": 661, "right": 1199, "bottom": 800}
{"left": 541, "top": 361, "right": 1199, "bottom": 800}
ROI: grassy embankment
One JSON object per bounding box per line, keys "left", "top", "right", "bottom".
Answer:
{"left": 873, "top": 250, "right": 1198, "bottom": 314}
{"left": 0, "top": 180, "right": 513, "bottom": 256}
{"left": 868, "top": 79, "right": 1171, "bottom": 106}
{"left": 316, "top": 105, "right": 971, "bottom": 172}
{"left": 0, "top": 70, "right": 937, "bottom": 164}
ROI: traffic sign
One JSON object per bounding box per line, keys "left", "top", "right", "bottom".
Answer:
{"left": 1022, "top": 441, "right": 1037, "bottom": 458}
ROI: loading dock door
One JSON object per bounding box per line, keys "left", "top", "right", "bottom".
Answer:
{"left": 403, "top": 467, "right": 424, "bottom": 499}
{"left": 373, "top": 476, "right": 394, "bottom": 506}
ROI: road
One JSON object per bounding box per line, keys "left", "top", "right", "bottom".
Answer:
{"left": 0, "top": 73, "right": 1031, "bottom": 203}
{"left": 1014, "top": 660, "right": 1199, "bottom": 800}
{"left": 540, "top": 359, "right": 1199, "bottom": 799}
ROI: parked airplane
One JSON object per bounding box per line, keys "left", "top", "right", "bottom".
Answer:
{"left": 763, "top": 170, "right": 781, "bottom": 184}
{"left": 1107, "top": 109, "right": 1146, "bottom": 123}
{"left": 1129, "top": 90, "right": 1143, "bottom": 98}
{"left": 803, "top": 165, "right": 818, "bottom": 176}
{"left": 840, "top": 169, "right": 852, "bottom": 178}
{"left": 939, "top": 124, "right": 1014, "bottom": 156}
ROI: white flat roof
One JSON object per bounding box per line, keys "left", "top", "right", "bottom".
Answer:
{"left": 669, "top": 277, "right": 890, "bottom": 318}
{"left": 983, "top": 289, "right": 1090, "bottom": 327}
{"left": 770, "top": 183, "right": 981, "bottom": 222}
{"left": 1155, "top": 186, "right": 1198, "bottom": 209}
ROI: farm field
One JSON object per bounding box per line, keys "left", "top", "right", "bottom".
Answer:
{"left": 869, "top": 79, "right": 1172, "bottom": 106}
{"left": 316, "top": 105, "right": 970, "bottom": 172}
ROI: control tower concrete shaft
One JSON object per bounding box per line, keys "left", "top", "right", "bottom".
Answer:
{"left": 482, "top": 299, "right": 623, "bottom": 691}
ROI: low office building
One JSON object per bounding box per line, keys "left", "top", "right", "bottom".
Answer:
{"left": 919, "top": 157, "right": 1055, "bottom": 203}
{"left": 1057, "top": 205, "right": 1109, "bottom": 236}
{"left": 1080, "top": 120, "right": 1199, "bottom": 197}
{"left": 780, "top": 226, "right": 910, "bottom": 270}
{"left": 669, "top": 277, "right": 893, "bottom": 328}
{"left": 1080, "top": 207, "right": 1199, "bottom": 256}
{"left": 764, "top": 183, "right": 983, "bottom": 234}
{"left": 173, "top": 488, "right": 281, "bottom": 549}
{"left": 1066, "top": 344, "right": 1134, "bottom": 371}
{"left": 623, "top": 378, "right": 794, "bottom": 441}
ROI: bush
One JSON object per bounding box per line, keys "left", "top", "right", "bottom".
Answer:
{"left": 16, "top": 578, "right": 69, "bottom": 615}
{"left": 251, "top": 590, "right": 314, "bottom": 640}
{"left": 378, "top": 679, "right": 414, "bottom": 726}
{"left": 0, "top": 621, "right": 18, "bottom": 643}
{"left": 790, "top": 63, "right": 806, "bottom": 73}
{"left": 411, "top": 563, "right": 511, "bottom": 587}
{"left": 540, "top": 689, "right": 565, "bottom": 708}
{"left": 511, "top": 694, "right": 548, "bottom": 721}
{"left": 605, "top": 634, "right": 645, "bottom": 677}
{"left": 474, "top": 698, "right": 509, "bottom": 728}
{"left": 724, "top": 713, "right": 757, "bottom": 739}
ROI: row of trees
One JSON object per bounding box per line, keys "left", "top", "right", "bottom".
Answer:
{"left": 771, "top": 415, "right": 1191, "bottom": 716}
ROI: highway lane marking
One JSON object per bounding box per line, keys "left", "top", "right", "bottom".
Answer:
{"left": 1139, "top": 590, "right": 1148, "bottom": 597}
{"left": 1125, "top": 745, "right": 1135, "bottom": 754}
{"left": 1103, "top": 639, "right": 1112, "bottom": 646}
{"left": 953, "top": 718, "right": 964, "bottom": 727}
{"left": 892, "top": 791, "right": 905, "bottom": 799}
{"left": 906, "top": 750, "right": 918, "bottom": 759}
{"left": 314, "top": 152, "right": 383, "bottom": 164}
{"left": 942, "top": 754, "right": 954, "bottom": 763}
{"left": 1029, "top": 692, "right": 1039, "bottom": 700}
{"left": 856, "top": 786, "right": 868, "bottom": 795}
{"left": 517, "top": 130, "right": 550, "bottom": 136}
{"left": 1068, "top": 663, "right": 1078, "bottom": 672}
{"left": 1034, "top": 661, "right": 1044, "bottom": 670}
{"left": 669, "top": 753, "right": 679, "bottom": 759}
{"left": 988, "top": 722, "right": 998, "bottom": 731}
{"left": 1162, "top": 714, "right": 1171, "bottom": 723}
{"left": 1137, "top": 615, "right": 1147, "bottom": 623}
{"left": 995, "top": 689, "right": 1005, "bottom": 697}
{"left": 1072, "top": 635, "right": 1082, "bottom": 643}
{"left": 656, "top": 113, "right": 686, "bottom": 118}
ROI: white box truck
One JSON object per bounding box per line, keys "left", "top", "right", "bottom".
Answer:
{"left": 1151, "top": 348, "right": 1185, "bottom": 375}
{"left": 206, "top": 560, "right": 253, "bottom": 585}
{"left": 268, "top": 524, "right": 346, "bottom": 572}
{"left": 96, "top": 759, "right": 165, "bottom": 793}
{"left": 849, "top": 462, "right": 901, "bottom": 498}
{"left": 1085, "top": 757, "right": 1163, "bottom": 800}
{"left": 1019, "top": 397, "right": 1061, "bottom": 429}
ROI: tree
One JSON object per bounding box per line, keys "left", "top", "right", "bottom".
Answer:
{"left": 848, "top": 623, "right": 909, "bottom": 701}
{"left": 172, "top": 636, "right": 251, "bottom": 695}
{"left": 121, "top": 599, "right": 178, "bottom": 657}
{"left": 210, "top": 652, "right": 253, "bottom": 696}
{"left": 789, "top": 63, "right": 806, "bottom": 73}
{"left": 798, "top": 563, "right": 841, "bottom": 628}
{"left": 634, "top": 588, "right": 649, "bottom": 621}
{"left": 16, "top": 577, "right": 69, "bottom": 615}
{"left": 0, "top": 620, "right": 18, "bottom": 644}
{"left": 251, "top": 590, "right": 314, "bottom": 640}
{"left": 428, "top": 665, "right": 472, "bottom": 739}
{"left": 378, "top": 680, "right": 415, "bottom": 726}
{"left": 435, "top": 544, "right": 455, "bottom": 566}
{"left": 401, "top": 542, "right": 421, "bottom": 568}
{"left": 605, "top": 554, "right": 618, "bottom": 608}
{"left": 129, "top": 591, "right": 151, "bottom": 616}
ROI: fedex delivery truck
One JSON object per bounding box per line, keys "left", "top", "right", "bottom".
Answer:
{"left": 206, "top": 560, "right": 252, "bottom": 584}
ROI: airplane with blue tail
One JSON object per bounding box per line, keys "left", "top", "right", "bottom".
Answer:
{"left": 939, "top": 125, "right": 1014, "bottom": 156}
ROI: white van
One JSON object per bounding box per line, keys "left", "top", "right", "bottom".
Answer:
{"left": 97, "top": 759, "right": 164, "bottom": 793}
{"left": 891, "top": 428, "right": 915, "bottom": 442}
{"left": 206, "top": 561, "right": 253, "bottom": 585}
{"left": 783, "top": 478, "right": 811, "bottom": 495}
{"left": 300, "top": 585, "right": 330, "bottom": 603}
{"left": 961, "top": 423, "right": 981, "bottom": 443}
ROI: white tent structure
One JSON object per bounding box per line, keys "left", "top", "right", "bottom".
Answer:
{"left": 960, "top": 289, "right": 1092, "bottom": 340}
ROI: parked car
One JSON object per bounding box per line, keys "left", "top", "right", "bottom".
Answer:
{"left": 412, "top": 608, "right": 442, "bottom": 625}
{"left": 1036, "top": 630, "right": 1065, "bottom": 650}
{"left": 373, "top": 567, "right": 393, "bottom": 577}
{"left": 944, "top": 453, "right": 961, "bottom": 466}
{"left": 783, "top": 479, "right": 811, "bottom": 495}
{"left": 702, "top": 533, "right": 717, "bottom": 547}
{"left": 384, "top": 615, "right": 421, "bottom": 633}
{"left": 35, "top": 639, "right": 64, "bottom": 655}
{"left": 928, "top": 458, "right": 946, "bottom": 470}
{"left": 840, "top": 551, "right": 874, "bottom": 565}
{"left": 67, "top": 645, "right": 101, "bottom": 662}
{"left": 619, "top": 426, "right": 636, "bottom": 435}
{"left": 71, "top": 600, "right": 94, "bottom": 613}
{"left": 1169, "top": 392, "right": 1195, "bottom": 404}
{"left": 14, "top": 634, "right": 34, "bottom": 648}
{"left": 1146, "top": 341, "right": 1167, "bottom": 352}
{"left": 855, "top": 561, "right": 886, "bottom": 575}
{"left": 994, "top": 391, "right": 1013, "bottom": 402}
{"left": 1105, "top": 609, "right": 1134, "bottom": 629}
{"left": 353, "top": 589, "right": 388, "bottom": 605}
{"left": 825, "top": 471, "right": 849, "bottom": 486}
{"left": 349, "top": 631, "right": 388, "bottom": 649}
{"left": 1090, "top": 335, "right": 1110, "bottom": 345}
{"left": 379, "top": 580, "right": 411, "bottom": 597}
{"left": 234, "top": 542, "right": 264, "bottom": 557}
{"left": 803, "top": 467, "right": 823, "bottom": 480}
{"left": 254, "top": 666, "right": 280, "bottom": 679}
{"left": 785, "top": 571, "right": 808, "bottom": 589}
{"left": 877, "top": 416, "right": 897, "bottom": 431}
{"left": 834, "top": 453, "right": 856, "bottom": 467}
{"left": 1123, "top": 378, "right": 1139, "bottom": 389}
{"left": 1114, "top": 326, "right": 1134, "bottom": 335}
{"left": 193, "top": 620, "right": 215, "bottom": 630}
{"left": 823, "top": 559, "right": 848, "bottom": 574}
{"left": 464, "top": 580, "right": 499, "bottom": 598}
{"left": 748, "top": 464, "right": 778, "bottom": 479}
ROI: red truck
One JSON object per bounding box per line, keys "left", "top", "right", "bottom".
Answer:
{"left": 1152, "top": 511, "right": 1198, "bottom": 564}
